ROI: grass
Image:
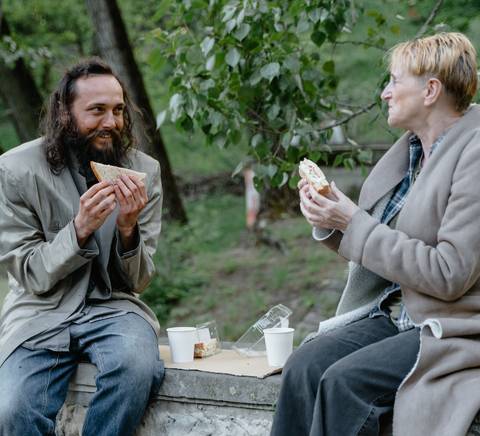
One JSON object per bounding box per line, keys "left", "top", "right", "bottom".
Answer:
{"left": 141, "top": 192, "right": 347, "bottom": 344}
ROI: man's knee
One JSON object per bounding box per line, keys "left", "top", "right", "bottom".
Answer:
{"left": 0, "top": 390, "right": 28, "bottom": 430}
{"left": 99, "top": 346, "right": 164, "bottom": 394}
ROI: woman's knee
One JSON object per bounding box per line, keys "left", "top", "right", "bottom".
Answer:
{"left": 282, "top": 336, "right": 335, "bottom": 389}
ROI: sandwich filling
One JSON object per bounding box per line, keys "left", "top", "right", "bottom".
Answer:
{"left": 298, "top": 158, "right": 330, "bottom": 193}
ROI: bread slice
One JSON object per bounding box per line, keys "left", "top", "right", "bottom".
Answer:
{"left": 90, "top": 161, "right": 147, "bottom": 183}
{"left": 298, "top": 158, "right": 330, "bottom": 194}
{"left": 194, "top": 339, "right": 219, "bottom": 358}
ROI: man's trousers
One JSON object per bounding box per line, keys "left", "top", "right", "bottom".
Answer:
{"left": 0, "top": 312, "right": 164, "bottom": 436}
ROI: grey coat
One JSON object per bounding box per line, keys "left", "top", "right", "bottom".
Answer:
{"left": 315, "top": 105, "right": 480, "bottom": 436}
{"left": 0, "top": 138, "right": 163, "bottom": 368}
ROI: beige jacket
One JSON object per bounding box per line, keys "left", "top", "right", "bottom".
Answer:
{"left": 0, "top": 138, "right": 163, "bottom": 368}
{"left": 318, "top": 105, "right": 480, "bottom": 436}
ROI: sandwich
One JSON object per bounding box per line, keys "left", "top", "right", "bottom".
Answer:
{"left": 90, "top": 161, "right": 147, "bottom": 183}
{"left": 298, "top": 158, "right": 330, "bottom": 195}
{"left": 194, "top": 338, "right": 219, "bottom": 358}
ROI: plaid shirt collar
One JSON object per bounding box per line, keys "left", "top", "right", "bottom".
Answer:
{"left": 373, "top": 132, "right": 447, "bottom": 331}
{"left": 380, "top": 133, "right": 443, "bottom": 224}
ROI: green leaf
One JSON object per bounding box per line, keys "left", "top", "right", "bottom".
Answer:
{"left": 267, "top": 104, "right": 280, "bottom": 121}
{"left": 289, "top": 174, "right": 300, "bottom": 189}
{"left": 232, "top": 160, "right": 245, "bottom": 178}
{"left": 254, "top": 143, "right": 269, "bottom": 159}
{"left": 278, "top": 172, "right": 289, "bottom": 188}
{"left": 291, "top": 135, "right": 301, "bottom": 147}
{"left": 249, "top": 69, "right": 263, "bottom": 86}
{"left": 281, "top": 132, "right": 292, "bottom": 149}
{"left": 260, "top": 62, "right": 280, "bottom": 82}
{"left": 156, "top": 110, "right": 167, "bottom": 129}
{"left": 311, "top": 30, "right": 326, "bottom": 47}
{"left": 309, "top": 151, "right": 322, "bottom": 162}
{"left": 206, "top": 54, "right": 216, "bottom": 71}
{"left": 222, "top": 5, "right": 237, "bottom": 23}
{"left": 148, "top": 48, "right": 165, "bottom": 71}
{"left": 357, "top": 149, "right": 373, "bottom": 165}
{"left": 324, "top": 19, "right": 338, "bottom": 41}
{"left": 200, "top": 79, "right": 215, "bottom": 92}
{"left": 225, "top": 19, "right": 237, "bottom": 33}
{"left": 169, "top": 93, "right": 185, "bottom": 122}
{"left": 213, "top": 134, "right": 227, "bottom": 148}
{"left": 333, "top": 154, "right": 344, "bottom": 167}
{"left": 185, "top": 95, "right": 198, "bottom": 118}
{"left": 390, "top": 24, "right": 400, "bottom": 35}
{"left": 344, "top": 157, "right": 355, "bottom": 170}
{"left": 323, "top": 60, "right": 335, "bottom": 74}
{"left": 233, "top": 23, "right": 251, "bottom": 41}
{"left": 200, "top": 36, "right": 215, "bottom": 57}
{"left": 226, "top": 48, "right": 241, "bottom": 67}
{"left": 236, "top": 8, "right": 245, "bottom": 25}
{"left": 267, "top": 164, "right": 278, "bottom": 178}
{"left": 229, "top": 129, "right": 242, "bottom": 145}
{"left": 251, "top": 133, "right": 263, "bottom": 148}
{"left": 283, "top": 55, "right": 300, "bottom": 73}
{"left": 180, "top": 116, "right": 194, "bottom": 132}
{"left": 297, "top": 16, "right": 310, "bottom": 33}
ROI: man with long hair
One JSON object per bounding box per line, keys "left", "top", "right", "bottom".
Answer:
{"left": 0, "top": 58, "right": 164, "bottom": 435}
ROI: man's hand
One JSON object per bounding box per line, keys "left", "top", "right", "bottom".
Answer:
{"left": 299, "top": 181, "right": 360, "bottom": 232}
{"left": 74, "top": 181, "right": 117, "bottom": 247}
{"left": 114, "top": 175, "right": 148, "bottom": 250}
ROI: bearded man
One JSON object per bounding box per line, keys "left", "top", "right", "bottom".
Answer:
{"left": 0, "top": 58, "right": 164, "bottom": 435}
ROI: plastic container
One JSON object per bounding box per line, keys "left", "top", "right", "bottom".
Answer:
{"left": 232, "top": 304, "right": 292, "bottom": 357}
{"left": 194, "top": 320, "right": 221, "bottom": 358}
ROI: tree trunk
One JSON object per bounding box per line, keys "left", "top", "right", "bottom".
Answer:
{"left": 84, "top": 0, "right": 187, "bottom": 223}
{"left": 0, "top": 13, "right": 43, "bottom": 143}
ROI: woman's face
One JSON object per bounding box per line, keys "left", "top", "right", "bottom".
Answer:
{"left": 381, "top": 64, "right": 427, "bottom": 130}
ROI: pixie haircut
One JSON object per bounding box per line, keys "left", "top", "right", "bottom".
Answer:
{"left": 388, "top": 32, "right": 478, "bottom": 112}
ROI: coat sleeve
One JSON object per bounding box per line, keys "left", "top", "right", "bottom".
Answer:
{"left": 112, "top": 161, "right": 163, "bottom": 293}
{"left": 0, "top": 164, "right": 98, "bottom": 295}
{"left": 338, "top": 134, "right": 480, "bottom": 302}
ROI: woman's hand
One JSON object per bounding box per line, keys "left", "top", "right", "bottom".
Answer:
{"left": 299, "top": 181, "right": 360, "bottom": 232}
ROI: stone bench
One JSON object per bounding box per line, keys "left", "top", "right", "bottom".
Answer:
{"left": 56, "top": 351, "right": 281, "bottom": 435}
{"left": 56, "top": 347, "right": 480, "bottom": 436}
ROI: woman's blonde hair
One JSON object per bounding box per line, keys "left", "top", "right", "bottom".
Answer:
{"left": 389, "top": 32, "right": 477, "bottom": 112}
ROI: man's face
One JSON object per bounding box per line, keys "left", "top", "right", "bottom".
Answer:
{"left": 71, "top": 74, "right": 125, "bottom": 152}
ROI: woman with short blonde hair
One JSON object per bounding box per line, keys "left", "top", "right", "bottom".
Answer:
{"left": 272, "top": 32, "right": 480, "bottom": 436}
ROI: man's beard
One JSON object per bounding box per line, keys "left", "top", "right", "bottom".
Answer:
{"left": 65, "top": 126, "right": 127, "bottom": 169}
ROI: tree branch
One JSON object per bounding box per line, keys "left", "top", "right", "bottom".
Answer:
{"left": 322, "top": 0, "right": 445, "bottom": 135}
{"left": 416, "top": 0, "right": 444, "bottom": 38}
{"left": 318, "top": 102, "right": 378, "bottom": 132}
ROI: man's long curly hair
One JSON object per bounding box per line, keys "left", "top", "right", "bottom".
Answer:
{"left": 40, "top": 57, "right": 137, "bottom": 174}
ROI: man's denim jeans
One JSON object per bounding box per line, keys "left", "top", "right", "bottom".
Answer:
{"left": 0, "top": 313, "right": 164, "bottom": 436}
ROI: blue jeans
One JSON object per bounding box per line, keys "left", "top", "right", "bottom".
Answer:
{"left": 0, "top": 313, "right": 164, "bottom": 436}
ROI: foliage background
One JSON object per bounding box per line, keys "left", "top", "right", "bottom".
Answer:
{"left": 1, "top": 0, "right": 480, "bottom": 341}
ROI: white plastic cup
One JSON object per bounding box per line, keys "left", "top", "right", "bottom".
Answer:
{"left": 264, "top": 327, "right": 295, "bottom": 367}
{"left": 166, "top": 327, "right": 197, "bottom": 363}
